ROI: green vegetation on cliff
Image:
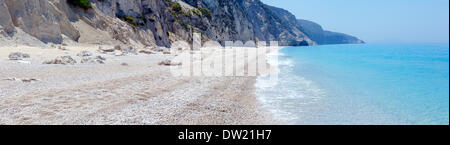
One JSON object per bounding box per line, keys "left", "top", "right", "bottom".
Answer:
{"left": 172, "top": 2, "right": 182, "bottom": 13}
{"left": 124, "top": 16, "right": 138, "bottom": 27}
{"left": 198, "top": 8, "right": 211, "bottom": 18}
{"left": 68, "top": 0, "right": 92, "bottom": 9}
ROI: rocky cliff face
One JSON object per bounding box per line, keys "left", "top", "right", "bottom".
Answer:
{"left": 179, "top": 0, "right": 315, "bottom": 46}
{"left": 1, "top": 0, "right": 80, "bottom": 43}
{"left": 0, "top": 0, "right": 363, "bottom": 48}
{"left": 0, "top": 0, "right": 15, "bottom": 37}
{"left": 0, "top": 0, "right": 161, "bottom": 47}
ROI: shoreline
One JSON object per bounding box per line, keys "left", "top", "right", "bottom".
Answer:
{"left": 254, "top": 46, "right": 287, "bottom": 124}
{"left": 0, "top": 45, "right": 280, "bottom": 125}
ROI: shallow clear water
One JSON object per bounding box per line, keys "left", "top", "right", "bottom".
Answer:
{"left": 256, "top": 43, "right": 449, "bottom": 125}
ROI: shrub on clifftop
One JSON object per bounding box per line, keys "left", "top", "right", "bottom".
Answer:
{"left": 199, "top": 8, "right": 212, "bottom": 18}
{"left": 172, "top": 2, "right": 182, "bottom": 13}
{"left": 68, "top": 0, "right": 92, "bottom": 9}
{"left": 124, "top": 16, "right": 138, "bottom": 27}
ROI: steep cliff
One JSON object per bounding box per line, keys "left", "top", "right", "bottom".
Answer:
{"left": 1, "top": 0, "right": 80, "bottom": 43}
{"left": 268, "top": 6, "right": 364, "bottom": 45}
{"left": 0, "top": 0, "right": 161, "bottom": 47}
{"left": 0, "top": 0, "right": 15, "bottom": 37}
{"left": 0, "top": 0, "right": 363, "bottom": 48}
{"left": 297, "top": 19, "right": 364, "bottom": 45}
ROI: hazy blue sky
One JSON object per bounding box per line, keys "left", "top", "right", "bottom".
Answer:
{"left": 261, "top": 0, "right": 449, "bottom": 43}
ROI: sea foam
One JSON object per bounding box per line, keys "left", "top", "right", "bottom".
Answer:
{"left": 256, "top": 48, "right": 325, "bottom": 124}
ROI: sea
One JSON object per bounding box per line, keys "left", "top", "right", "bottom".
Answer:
{"left": 256, "top": 43, "right": 449, "bottom": 125}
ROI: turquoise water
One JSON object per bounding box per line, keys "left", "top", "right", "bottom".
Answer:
{"left": 256, "top": 43, "right": 449, "bottom": 125}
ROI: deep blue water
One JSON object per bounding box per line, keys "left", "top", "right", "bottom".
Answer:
{"left": 256, "top": 43, "right": 449, "bottom": 125}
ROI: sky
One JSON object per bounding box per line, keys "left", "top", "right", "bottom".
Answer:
{"left": 261, "top": 0, "right": 449, "bottom": 43}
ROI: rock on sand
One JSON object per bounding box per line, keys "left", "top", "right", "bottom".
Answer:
{"left": 159, "top": 59, "right": 182, "bottom": 66}
{"left": 9, "top": 52, "right": 30, "bottom": 60}
{"left": 43, "top": 56, "right": 77, "bottom": 65}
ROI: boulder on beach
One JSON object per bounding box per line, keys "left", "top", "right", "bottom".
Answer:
{"left": 3, "top": 78, "right": 39, "bottom": 83}
{"left": 158, "top": 47, "right": 171, "bottom": 54}
{"left": 121, "top": 46, "right": 138, "bottom": 55}
{"left": 98, "top": 45, "right": 137, "bottom": 55}
{"left": 43, "top": 56, "right": 77, "bottom": 65}
{"left": 159, "top": 59, "right": 182, "bottom": 66}
{"left": 121, "top": 62, "right": 129, "bottom": 66}
{"left": 81, "top": 56, "right": 106, "bottom": 64}
{"left": 145, "top": 46, "right": 156, "bottom": 50}
{"left": 21, "top": 78, "right": 39, "bottom": 83}
{"left": 154, "top": 47, "right": 171, "bottom": 54}
{"left": 58, "top": 46, "right": 68, "bottom": 51}
{"left": 114, "top": 45, "right": 122, "bottom": 50}
{"left": 9, "top": 52, "right": 30, "bottom": 60}
{"left": 77, "top": 51, "right": 93, "bottom": 57}
{"left": 114, "top": 51, "right": 124, "bottom": 56}
{"left": 155, "top": 47, "right": 169, "bottom": 52}
{"left": 98, "top": 46, "right": 115, "bottom": 53}
{"left": 138, "top": 49, "right": 156, "bottom": 54}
